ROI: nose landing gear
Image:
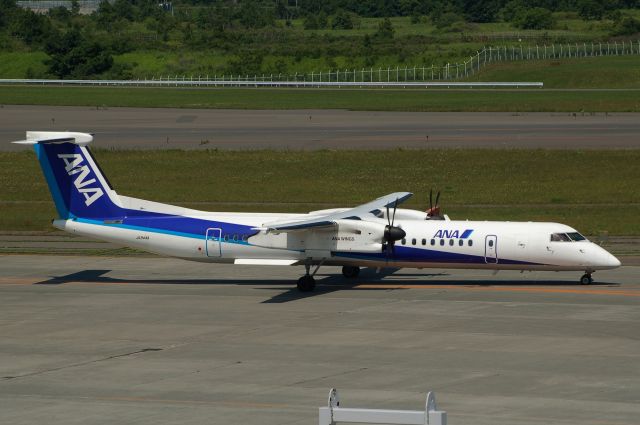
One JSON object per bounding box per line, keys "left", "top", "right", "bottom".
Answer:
{"left": 580, "top": 273, "right": 593, "bottom": 285}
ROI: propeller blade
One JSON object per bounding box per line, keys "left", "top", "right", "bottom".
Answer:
{"left": 386, "top": 205, "right": 390, "bottom": 226}
{"left": 429, "top": 189, "right": 433, "bottom": 211}
{"left": 391, "top": 197, "right": 398, "bottom": 226}
{"left": 435, "top": 191, "right": 441, "bottom": 208}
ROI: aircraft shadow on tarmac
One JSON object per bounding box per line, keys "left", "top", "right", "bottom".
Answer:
{"left": 33, "top": 268, "right": 620, "bottom": 303}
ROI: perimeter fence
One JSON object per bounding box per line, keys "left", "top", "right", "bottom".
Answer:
{"left": 139, "top": 40, "right": 640, "bottom": 84}
{"left": 0, "top": 39, "right": 637, "bottom": 88}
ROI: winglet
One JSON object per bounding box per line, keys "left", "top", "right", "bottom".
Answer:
{"left": 12, "top": 131, "right": 93, "bottom": 146}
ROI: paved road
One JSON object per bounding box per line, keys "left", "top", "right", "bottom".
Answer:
{"left": 2, "top": 105, "right": 639, "bottom": 150}
{"left": 1, "top": 255, "right": 638, "bottom": 425}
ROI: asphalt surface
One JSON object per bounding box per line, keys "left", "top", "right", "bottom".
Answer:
{"left": 1, "top": 255, "right": 639, "bottom": 425}
{"left": 2, "top": 105, "right": 639, "bottom": 150}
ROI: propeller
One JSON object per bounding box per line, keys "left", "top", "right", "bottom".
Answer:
{"left": 426, "top": 189, "right": 444, "bottom": 220}
{"left": 382, "top": 198, "right": 406, "bottom": 258}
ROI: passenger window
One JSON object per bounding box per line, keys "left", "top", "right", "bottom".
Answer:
{"left": 468, "top": 240, "right": 473, "bottom": 247}
{"left": 449, "top": 239, "right": 454, "bottom": 246}
{"left": 431, "top": 239, "right": 435, "bottom": 246}
{"left": 422, "top": 238, "right": 426, "bottom": 246}
{"left": 233, "top": 234, "right": 238, "bottom": 242}
{"left": 223, "top": 235, "right": 229, "bottom": 242}
{"left": 488, "top": 240, "right": 494, "bottom": 247}
{"left": 402, "top": 238, "right": 406, "bottom": 245}
{"left": 440, "top": 239, "right": 445, "bottom": 246}
{"left": 241, "top": 235, "right": 248, "bottom": 241}
{"left": 412, "top": 238, "right": 416, "bottom": 245}
{"left": 459, "top": 240, "right": 464, "bottom": 246}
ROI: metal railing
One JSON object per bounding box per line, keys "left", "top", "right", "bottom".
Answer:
{"left": 0, "top": 78, "right": 543, "bottom": 88}
{"left": 319, "top": 388, "right": 447, "bottom": 425}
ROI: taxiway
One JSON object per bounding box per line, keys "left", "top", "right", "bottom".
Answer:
{"left": 1, "top": 255, "right": 638, "bottom": 425}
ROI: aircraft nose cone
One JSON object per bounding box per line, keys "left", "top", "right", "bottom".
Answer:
{"left": 607, "top": 253, "right": 622, "bottom": 268}
{"left": 592, "top": 244, "right": 622, "bottom": 269}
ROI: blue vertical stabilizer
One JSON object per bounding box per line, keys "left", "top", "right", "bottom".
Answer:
{"left": 15, "top": 132, "right": 124, "bottom": 220}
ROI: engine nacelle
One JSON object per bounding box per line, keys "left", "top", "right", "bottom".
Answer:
{"left": 250, "top": 219, "right": 387, "bottom": 254}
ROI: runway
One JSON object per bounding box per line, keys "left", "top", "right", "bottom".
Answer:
{"left": 2, "top": 105, "right": 640, "bottom": 150}
{"left": 1, "top": 255, "right": 639, "bottom": 425}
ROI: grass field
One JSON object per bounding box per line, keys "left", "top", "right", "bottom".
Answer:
{"left": 1, "top": 149, "right": 638, "bottom": 235}
{"left": 1, "top": 85, "right": 639, "bottom": 112}
{"left": 466, "top": 56, "right": 640, "bottom": 89}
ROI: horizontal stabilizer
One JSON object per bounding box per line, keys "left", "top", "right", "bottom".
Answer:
{"left": 12, "top": 131, "right": 93, "bottom": 146}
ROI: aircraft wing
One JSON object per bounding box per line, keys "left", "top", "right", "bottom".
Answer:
{"left": 263, "top": 192, "right": 413, "bottom": 232}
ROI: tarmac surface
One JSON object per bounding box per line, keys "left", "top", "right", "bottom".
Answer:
{"left": 2, "top": 105, "right": 640, "bottom": 150}
{"left": 1, "top": 254, "right": 639, "bottom": 425}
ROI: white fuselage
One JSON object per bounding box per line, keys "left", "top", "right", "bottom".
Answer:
{"left": 53, "top": 209, "right": 621, "bottom": 273}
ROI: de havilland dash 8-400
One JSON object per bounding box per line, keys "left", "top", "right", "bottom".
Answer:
{"left": 14, "top": 131, "right": 621, "bottom": 292}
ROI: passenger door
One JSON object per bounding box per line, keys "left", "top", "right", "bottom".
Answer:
{"left": 205, "top": 228, "right": 222, "bottom": 257}
{"left": 485, "top": 235, "right": 498, "bottom": 264}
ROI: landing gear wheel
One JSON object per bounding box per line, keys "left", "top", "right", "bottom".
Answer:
{"left": 342, "top": 266, "right": 360, "bottom": 279}
{"left": 297, "top": 275, "right": 316, "bottom": 292}
{"left": 580, "top": 273, "right": 593, "bottom": 285}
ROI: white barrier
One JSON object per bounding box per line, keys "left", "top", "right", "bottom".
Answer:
{"left": 319, "top": 388, "right": 446, "bottom": 425}
{"left": 0, "top": 78, "right": 543, "bottom": 88}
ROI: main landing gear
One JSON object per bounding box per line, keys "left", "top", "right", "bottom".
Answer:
{"left": 297, "top": 275, "right": 315, "bottom": 292}
{"left": 580, "top": 273, "right": 593, "bottom": 285}
{"left": 342, "top": 265, "right": 360, "bottom": 279}
{"left": 297, "top": 260, "right": 325, "bottom": 292}
{"left": 296, "top": 263, "right": 360, "bottom": 292}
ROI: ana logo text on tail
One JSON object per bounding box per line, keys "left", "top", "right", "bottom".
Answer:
{"left": 58, "top": 153, "right": 104, "bottom": 206}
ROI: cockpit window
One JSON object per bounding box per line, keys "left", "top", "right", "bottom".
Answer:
{"left": 567, "top": 232, "right": 587, "bottom": 241}
{"left": 550, "top": 233, "right": 571, "bottom": 242}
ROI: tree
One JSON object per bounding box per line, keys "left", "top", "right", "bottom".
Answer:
{"left": 433, "top": 11, "right": 464, "bottom": 29}
{"left": 578, "top": 0, "right": 604, "bottom": 21}
{"left": 375, "top": 17, "right": 394, "bottom": 39}
{"left": 45, "top": 29, "right": 113, "bottom": 78}
{"left": 500, "top": 0, "right": 525, "bottom": 22}
{"left": 239, "top": 0, "right": 275, "bottom": 29}
{"left": 513, "top": 7, "right": 554, "bottom": 30}
{"left": 332, "top": 9, "right": 354, "bottom": 30}
{"left": 9, "top": 8, "right": 53, "bottom": 44}
{"left": 611, "top": 15, "right": 640, "bottom": 36}
{"left": 303, "top": 15, "right": 319, "bottom": 30}
{"left": 464, "top": 0, "right": 502, "bottom": 23}
{"left": 70, "top": 0, "right": 80, "bottom": 16}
